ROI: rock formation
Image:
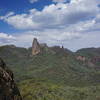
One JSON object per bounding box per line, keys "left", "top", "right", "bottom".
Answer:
{"left": 0, "top": 58, "right": 22, "bottom": 100}
{"left": 32, "top": 38, "right": 41, "bottom": 55}
{"left": 76, "top": 56, "right": 86, "bottom": 62}
{"left": 91, "top": 57, "right": 100, "bottom": 64}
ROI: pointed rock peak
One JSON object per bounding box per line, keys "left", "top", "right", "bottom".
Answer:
{"left": 32, "top": 38, "right": 41, "bottom": 55}
{"left": 33, "top": 38, "right": 38, "bottom": 43}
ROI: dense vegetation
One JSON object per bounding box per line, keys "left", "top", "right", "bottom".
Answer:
{"left": 19, "top": 79, "right": 100, "bottom": 100}
{"left": 0, "top": 45, "right": 100, "bottom": 100}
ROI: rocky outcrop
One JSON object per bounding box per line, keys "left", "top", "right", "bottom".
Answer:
{"left": 76, "top": 56, "right": 86, "bottom": 62}
{"left": 0, "top": 58, "right": 22, "bottom": 100}
{"left": 91, "top": 57, "right": 100, "bottom": 64}
{"left": 32, "top": 38, "right": 41, "bottom": 55}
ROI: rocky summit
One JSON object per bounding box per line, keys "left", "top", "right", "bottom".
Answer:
{"left": 32, "top": 38, "right": 41, "bottom": 55}
{"left": 0, "top": 58, "right": 22, "bottom": 100}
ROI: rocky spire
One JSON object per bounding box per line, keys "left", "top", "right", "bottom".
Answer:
{"left": 32, "top": 38, "right": 41, "bottom": 55}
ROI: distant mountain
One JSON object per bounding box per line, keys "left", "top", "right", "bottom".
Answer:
{"left": 76, "top": 48, "right": 100, "bottom": 69}
{"left": 0, "top": 39, "right": 100, "bottom": 100}
{"left": 0, "top": 39, "right": 100, "bottom": 86}
{"left": 76, "top": 47, "right": 100, "bottom": 58}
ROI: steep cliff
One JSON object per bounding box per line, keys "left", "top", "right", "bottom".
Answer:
{"left": 0, "top": 58, "right": 22, "bottom": 100}
{"left": 32, "top": 38, "right": 41, "bottom": 55}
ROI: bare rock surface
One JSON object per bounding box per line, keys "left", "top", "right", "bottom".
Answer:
{"left": 32, "top": 38, "right": 41, "bottom": 55}
{"left": 0, "top": 58, "right": 22, "bottom": 100}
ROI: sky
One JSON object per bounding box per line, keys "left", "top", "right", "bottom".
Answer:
{"left": 0, "top": 0, "right": 100, "bottom": 51}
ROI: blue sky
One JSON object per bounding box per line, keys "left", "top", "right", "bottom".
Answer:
{"left": 0, "top": 0, "right": 52, "bottom": 33}
{"left": 0, "top": 0, "right": 100, "bottom": 51}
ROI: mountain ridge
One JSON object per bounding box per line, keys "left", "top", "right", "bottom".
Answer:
{"left": 0, "top": 40, "right": 100, "bottom": 100}
{"left": 0, "top": 43, "right": 100, "bottom": 86}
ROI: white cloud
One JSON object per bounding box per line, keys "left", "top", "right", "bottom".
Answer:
{"left": 0, "top": 30, "right": 99, "bottom": 51}
{"left": 0, "top": 33, "right": 16, "bottom": 45}
{"left": 0, "top": 12, "right": 14, "bottom": 20}
{"left": 0, "top": 29, "right": 99, "bottom": 51}
{"left": 0, "top": 33, "right": 15, "bottom": 39}
{"left": 52, "top": 0, "right": 67, "bottom": 3}
{"left": 29, "top": 0, "right": 68, "bottom": 4}
{"left": 1, "top": 0, "right": 99, "bottom": 30}
{"left": 29, "top": 0, "right": 38, "bottom": 3}
{"left": 0, "top": 0, "right": 100, "bottom": 50}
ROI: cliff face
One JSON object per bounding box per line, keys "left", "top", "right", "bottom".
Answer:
{"left": 0, "top": 58, "right": 22, "bottom": 100}
{"left": 32, "top": 38, "right": 41, "bottom": 55}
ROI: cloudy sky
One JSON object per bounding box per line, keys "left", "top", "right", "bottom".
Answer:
{"left": 0, "top": 0, "right": 100, "bottom": 51}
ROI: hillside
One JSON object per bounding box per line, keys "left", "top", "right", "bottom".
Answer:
{"left": 76, "top": 48, "right": 100, "bottom": 69}
{"left": 0, "top": 44, "right": 100, "bottom": 86}
{"left": 0, "top": 42, "right": 100, "bottom": 100}
{"left": 0, "top": 58, "right": 22, "bottom": 100}
{"left": 19, "top": 79, "right": 100, "bottom": 100}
